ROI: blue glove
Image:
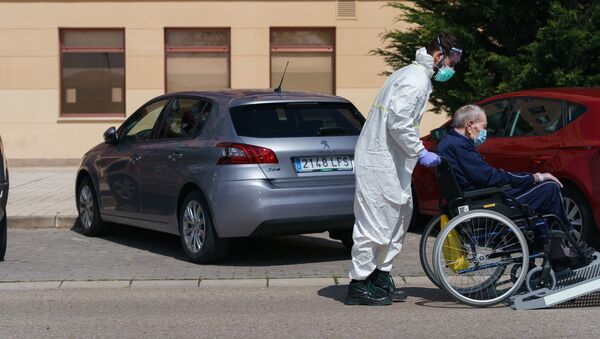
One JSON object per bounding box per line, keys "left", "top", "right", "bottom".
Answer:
{"left": 418, "top": 149, "right": 441, "bottom": 167}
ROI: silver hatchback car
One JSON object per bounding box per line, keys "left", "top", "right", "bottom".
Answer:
{"left": 76, "top": 90, "right": 364, "bottom": 263}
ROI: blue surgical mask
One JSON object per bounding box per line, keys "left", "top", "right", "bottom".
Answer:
{"left": 474, "top": 129, "right": 487, "bottom": 147}
{"left": 434, "top": 65, "right": 455, "bottom": 82}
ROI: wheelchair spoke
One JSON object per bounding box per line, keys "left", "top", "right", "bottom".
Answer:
{"left": 484, "top": 219, "right": 505, "bottom": 249}
{"left": 491, "top": 232, "right": 518, "bottom": 253}
{"left": 459, "top": 219, "right": 479, "bottom": 251}
{"left": 440, "top": 240, "right": 471, "bottom": 252}
{"left": 485, "top": 221, "right": 499, "bottom": 250}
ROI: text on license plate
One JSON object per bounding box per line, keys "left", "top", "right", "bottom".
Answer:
{"left": 293, "top": 156, "right": 354, "bottom": 173}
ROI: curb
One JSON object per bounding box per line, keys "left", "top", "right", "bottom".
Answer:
{"left": 0, "top": 277, "right": 435, "bottom": 291}
{"left": 7, "top": 215, "right": 77, "bottom": 229}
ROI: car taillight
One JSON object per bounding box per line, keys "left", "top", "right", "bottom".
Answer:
{"left": 216, "top": 142, "right": 278, "bottom": 165}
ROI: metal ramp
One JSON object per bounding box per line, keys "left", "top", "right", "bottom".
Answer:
{"left": 513, "top": 252, "right": 600, "bottom": 310}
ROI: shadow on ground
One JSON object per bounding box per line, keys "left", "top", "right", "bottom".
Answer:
{"left": 67, "top": 214, "right": 434, "bottom": 268}
{"left": 317, "top": 284, "right": 461, "bottom": 307}
{"left": 318, "top": 284, "right": 600, "bottom": 309}
{"left": 71, "top": 222, "right": 351, "bottom": 266}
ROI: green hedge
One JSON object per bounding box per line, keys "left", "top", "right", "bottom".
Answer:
{"left": 372, "top": 0, "right": 600, "bottom": 114}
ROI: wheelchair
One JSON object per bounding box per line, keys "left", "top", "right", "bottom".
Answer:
{"left": 419, "top": 158, "right": 596, "bottom": 307}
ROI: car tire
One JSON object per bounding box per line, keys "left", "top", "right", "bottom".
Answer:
{"left": 77, "top": 177, "right": 107, "bottom": 236}
{"left": 341, "top": 235, "right": 353, "bottom": 251}
{"left": 0, "top": 214, "right": 6, "bottom": 261}
{"left": 329, "top": 230, "right": 354, "bottom": 251}
{"left": 419, "top": 215, "right": 442, "bottom": 289}
{"left": 179, "top": 190, "right": 229, "bottom": 263}
{"left": 562, "top": 185, "right": 599, "bottom": 248}
{"left": 408, "top": 188, "right": 420, "bottom": 231}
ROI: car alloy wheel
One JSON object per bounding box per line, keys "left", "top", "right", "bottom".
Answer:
{"left": 182, "top": 200, "right": 206, "bottom": 254}
{"left": 563, "top": 196, "right": 583, "bottom": 239}
{"left": 79, "top": 185, "right": 94, "bottom": 230}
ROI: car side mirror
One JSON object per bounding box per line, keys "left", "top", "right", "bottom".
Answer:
{"left": 103, "top": 127, "right": 118, "bottom": 145}
{"left": 431, "top": 127, "right": 448, "bottom": 144}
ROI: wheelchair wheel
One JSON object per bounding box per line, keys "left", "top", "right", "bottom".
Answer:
{"left": 526, "top": 266, "right": 557, "bottom": 292}
{"left": 419, "top": 215, "right": 442, "bottom": 288}
{"left": 433, "top": 210, "right": 529, "bottom": 307}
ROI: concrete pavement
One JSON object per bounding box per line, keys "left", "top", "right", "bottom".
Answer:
{"left": 2, "top": 284, "right": 599, "bottom": 338}
{"left": 6, "top": 167, "right": 78, "bottom": 228}
{"left": 0, "top": 227, "right": 424, "bottom": 282}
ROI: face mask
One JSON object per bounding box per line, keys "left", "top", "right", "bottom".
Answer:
{"left": 434, "top": 65, "right": 455, "bottom": 82}
{"left": 474, "top": 128, "right": 487, "bottom": 147}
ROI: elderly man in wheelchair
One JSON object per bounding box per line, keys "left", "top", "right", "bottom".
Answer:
{"left": 420, "top": 104, "right": 597, "bottom": 307}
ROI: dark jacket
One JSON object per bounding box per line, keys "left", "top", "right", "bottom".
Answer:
{"left": 437, "top": 129, "right": 534, "bottom": 192}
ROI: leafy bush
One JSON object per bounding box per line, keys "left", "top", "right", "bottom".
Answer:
{"left": 372, "top": 1, "right": 600, "bottom": 113}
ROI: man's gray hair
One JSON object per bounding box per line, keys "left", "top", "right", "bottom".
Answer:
{"left": 452, "top": 104, "right": 485, "bottom": 128}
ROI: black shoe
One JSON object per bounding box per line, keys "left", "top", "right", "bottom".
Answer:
{"left": 572, "top": 239, "right": 596, "bottom": 266}
{"left": 370, "top": 269, "right": 407, "bottom": 302}
{"left": 344, "top": 279, "right": 393, "bottom": 306}
{"left": 552, "top": 238, "right": 595, "bottom": 270}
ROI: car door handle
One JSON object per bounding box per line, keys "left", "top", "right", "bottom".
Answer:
{"left": 168, "top": 152, "right": 183, "bottom": 162}
{"left": 129, "top": 154, "right": 142, "bottom": 164}
{"left": 531, "top": 155, "right": 551, "bottom": 165}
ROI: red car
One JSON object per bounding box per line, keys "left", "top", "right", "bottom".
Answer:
{"left": 413, "top": 87, "right": 600, "bottom": 244}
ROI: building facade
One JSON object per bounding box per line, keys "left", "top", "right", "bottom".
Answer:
{"left": 0, "top": 0, "right": 448, "bottom": 164}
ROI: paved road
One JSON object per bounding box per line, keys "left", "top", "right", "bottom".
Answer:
{"left": 2, "top": 283, "right": 599, "bottom": 338}
{"left": 0, "top": 226, "right": 425, "bottom": 281}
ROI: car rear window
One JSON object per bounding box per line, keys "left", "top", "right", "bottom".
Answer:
{"left": 230, "top": 103, "right": 364, "bottom": 138}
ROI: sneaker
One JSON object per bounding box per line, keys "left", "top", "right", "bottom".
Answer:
{"left": 370, "top": 269, "right": 407, "bottom": 302}
{"left": 344, "top": 279, "right": 393, "bottom": 306}
{"left": 551, "top": 238, "right": 595, "bottom": 270}
{"left": 572, "top": 239, "right": 596, "bottom": 266}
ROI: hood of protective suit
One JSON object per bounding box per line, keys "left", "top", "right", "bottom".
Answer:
{"left": 412, "top": 47, "right": 435, "bottom": 78}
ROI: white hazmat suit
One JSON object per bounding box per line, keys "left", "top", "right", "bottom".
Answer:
{"left": 349, "top": 47, "right": 434, "bottom": 280}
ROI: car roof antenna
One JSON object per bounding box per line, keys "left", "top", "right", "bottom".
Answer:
{"left": 274, "top": 61, "right": 289, "bottom": 94}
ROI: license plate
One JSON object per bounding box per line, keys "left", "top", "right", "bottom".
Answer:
{"left": 293, "top": 156, "right": 354, "bottom": 173}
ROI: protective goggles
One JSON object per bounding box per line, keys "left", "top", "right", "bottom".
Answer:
{"left": 447, "top": 47, "right": 463, "bottom": 64}
{"left": 437, "top": 37, "right": 463, "bottom": 64}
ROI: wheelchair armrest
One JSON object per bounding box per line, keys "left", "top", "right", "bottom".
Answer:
{"left": 462, "top": 187, "right": 504, "bottom": 199}
{"left": 461, "top": 185, "right": 512, "bottom": 199}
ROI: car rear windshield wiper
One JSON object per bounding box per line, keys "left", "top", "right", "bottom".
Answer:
{"left": 318, "top": 127, "right": 352, "bottom": 136}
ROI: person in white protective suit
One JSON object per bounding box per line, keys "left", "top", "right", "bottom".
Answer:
{"left": 345, "top": 33, "right": 462, "bottom": 306}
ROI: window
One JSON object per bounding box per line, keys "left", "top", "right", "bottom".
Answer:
{"left": 230, "top": 104, "right": 363, "bottom": 138}
{"left": 119, "top": 100, "right": 169, "bottom": 143}
{"left": 165, "top": 29, "right": 230, "bottom": 92}
{"left": 480, "top": 99, "right": 513, "bottom": 137}
{"left": 157, "top": 98, "right": 212, "bottom": 139}
{"left": 60, "top": 29, "right": 125, "bottom": 116}
{"left": 564, "top": 102, "right": 587, "bottom": 124}
{"left": 270, "top": 28, "right": 335, "bottom": 94}
{"left": 508, "top": 98, "right": 563, "bottom": 137}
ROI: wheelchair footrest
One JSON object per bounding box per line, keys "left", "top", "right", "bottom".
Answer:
{"left": 513, "top": 252, "right": 600, "bottom": 310}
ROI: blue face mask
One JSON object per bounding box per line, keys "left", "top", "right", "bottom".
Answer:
{"left": 434, "top": 65, "right": 455, "bottom": 82}
{"left": 474, "top": 129, "right": 487, "bottom": 147}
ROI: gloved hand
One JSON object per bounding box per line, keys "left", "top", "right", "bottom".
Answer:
{"left": 534, "top": 172, "right": 563, "bottom": 188}
{"left": 418, "top": 149, "right": 441, "bottom": 167}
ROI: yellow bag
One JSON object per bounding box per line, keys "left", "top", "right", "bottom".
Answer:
{"left": 441, "top": 214, "right": 470, "bottom": 272}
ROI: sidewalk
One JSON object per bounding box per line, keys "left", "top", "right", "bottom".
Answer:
{"left": 6, "top": 167, "right": 78, "bottom": 228}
